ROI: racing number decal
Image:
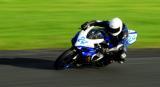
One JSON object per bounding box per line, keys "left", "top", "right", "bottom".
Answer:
{"left": 77, "top": 36, "right": 88, "bottom": 45}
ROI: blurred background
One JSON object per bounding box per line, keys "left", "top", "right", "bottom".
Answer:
{"left": 0, "top": 0, "right": 159, "bottom": 50}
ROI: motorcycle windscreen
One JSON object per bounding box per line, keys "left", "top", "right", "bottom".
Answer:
{"left": 126, "top": 30, "right": 137, "bottom": 46}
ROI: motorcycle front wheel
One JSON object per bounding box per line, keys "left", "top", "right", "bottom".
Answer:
{"left": 54, "top": 48, "right": 78, "bottom": 70}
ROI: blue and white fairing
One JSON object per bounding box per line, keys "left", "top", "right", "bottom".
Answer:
{"left": 76, "top": 46, "right": 97, "bottom": 58}
{"left": 74, "top": 26, "right": 105, "bottom": 60}
{"left": 75, "top": 26, "right": 104, "bottom": 48}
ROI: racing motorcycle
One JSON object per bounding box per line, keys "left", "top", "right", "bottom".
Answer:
{"left": 54, "top": 26, "right": 137, "bottom": 70}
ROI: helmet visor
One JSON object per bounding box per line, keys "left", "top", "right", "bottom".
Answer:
{"left": 108, "top": 27, "right": 120, "bottom": 33}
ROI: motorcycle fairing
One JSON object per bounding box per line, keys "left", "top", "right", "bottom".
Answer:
{"left": 75, "top": 26, "right": 104, "bottom": 48}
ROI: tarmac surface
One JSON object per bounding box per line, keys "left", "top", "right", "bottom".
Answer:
{"left": 0, "top": 48, "right": 160, "bottom": 87}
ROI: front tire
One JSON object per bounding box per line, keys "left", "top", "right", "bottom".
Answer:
{"left": 54, "top": 48, "right": 77, "bottom": 70}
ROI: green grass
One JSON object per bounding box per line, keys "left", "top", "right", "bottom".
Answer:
{"left": 0, "top": 0, "right": 160, "bottom": 50}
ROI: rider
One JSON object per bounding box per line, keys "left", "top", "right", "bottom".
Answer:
{"left": 81, "top": 17, "right": 128, "bottom": 64}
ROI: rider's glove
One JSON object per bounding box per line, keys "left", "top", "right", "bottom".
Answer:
{"left": 81, "top": 22, "right": 90, "bottom": 30}
{"left": 81, "top": 20, "right": 96, "bottom": 30}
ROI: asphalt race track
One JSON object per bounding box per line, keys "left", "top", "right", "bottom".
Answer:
{"left": 0, "top": 49, "right": 160, "bottom": 87}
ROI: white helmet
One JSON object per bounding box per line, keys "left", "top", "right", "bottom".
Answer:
{"left": 109, "top": 17, "right": 123, "bottom": 36}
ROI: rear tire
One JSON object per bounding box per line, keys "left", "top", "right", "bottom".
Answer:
{"left": 54, "top": 48, "right": 77, "bottom": 70}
